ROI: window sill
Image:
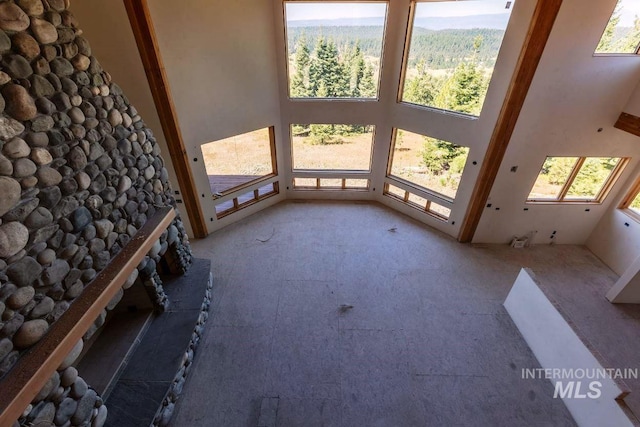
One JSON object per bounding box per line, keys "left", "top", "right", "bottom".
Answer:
{"left": 620, "top": 208, "right": 640, "bottom": 224}
{"left": 525, "top": 200, "right": 602, "bottom": 205}
{"left": 593, "top": 53, "right": 639, "bottom": 57}
{"left": 397, "top": 101, "right": 480, "bottom": 120}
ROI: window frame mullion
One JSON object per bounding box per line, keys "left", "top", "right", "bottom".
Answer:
{"left": 557, "top": 157, "right": 585, "bottom": 201}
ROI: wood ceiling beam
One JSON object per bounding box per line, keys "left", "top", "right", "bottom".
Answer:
{"left": 123, "top": 0, "right": 208, "bottom": 238}
{"left": 615, "top": 112, "right": 640, "bottom": 138}
{"left": 458, "top": 0, "right": 564, "bottom": 243}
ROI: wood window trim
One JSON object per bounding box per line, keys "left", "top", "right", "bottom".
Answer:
{"left": 556, "top": 157, "right": 585, "bottom": 200}
{"left": 597, "top": 157, "right": 629, "bottom": 200}
{"left": 385, "top": 177, "right": 453, "bottom": 208}
{"left": 216, "top": 182, "right": 280, "bottom": 219}
{"left": 213, "top": 174, "right": 279, "bottom": 200}
{"left": 387, "top": 174, "right": 456, "bottom": 204}
{"left": 620, "top": 175, "right": 640, "bottom": 208}
{"left": 292, "top": 177, "right": 370, "bottom": 190}
{"left": 383, "top": 182, "right": 450, "bottom": 221}
{"left": 618, "top": 174, "right": 640, "bottom": 222}
{"left": 526, "top": 157, "right": 629, "bottom": 204}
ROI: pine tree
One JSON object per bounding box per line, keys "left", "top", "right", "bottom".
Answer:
{"left": 403, "top": 60, "right": 437, "bottom": 106}
{"left": 596, "top": 5, "right": 621, "bottom": 52}
{"left": 327, "top": 40, "right": 350, "bottom": 97}
{"left": 616, "top": 16, "right": 640, "bottom": 53}
{"left": 359, "top": 64, "right": 376, "bottom": 98}
{"left": 309, "top": 124, "right": 342, "bottom": 145}
{"left": 291, "top": 34, "right": 310, "bottom": 97}
{"left": 316, "top": 79, "right": 328, "bottom": 98}
{"left": 434, "top": 34, "right": 487, "bottom": 115}
{"left": 349, "top": 44, "right": 366, "bottom": 97}
{"left": 307, "top": 38, "right": 323, "bottom": 97}
{"left": 308, "top": 37, "right": 350, "bottom": 98}
{"left": 435, "top": 62, "right": 487, "bottom": 115}
{"left": 421, "top": 137, "right": 467, "bottom": 174}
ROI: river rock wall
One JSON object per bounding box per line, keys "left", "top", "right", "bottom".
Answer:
{"left": 0, "top": 1, "right": 193, "bottom": 425}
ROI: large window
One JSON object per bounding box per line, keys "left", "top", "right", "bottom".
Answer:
{"left": 200, "top": 127, "right": 277, "bottom": 196}
{"left": 285, "top": 2, "right": 387, "bottom": 99}
{"left": 527, "top": 157, "right": 628, "bottom": 203}
{"left": 399, "top": 0, "right": 514, "bottom": 116}
{"left": 387, "top": 128, "right": 469, "bottom": 201}
{"left": 595, "top": 0, "right": 640, "bottom": 54}
{"left": 291, "top": 124, "right": 374, "bottom": 171}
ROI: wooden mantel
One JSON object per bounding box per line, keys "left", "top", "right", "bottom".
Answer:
{"left": 0, "top": 207, "right": 176, "bottom": 426}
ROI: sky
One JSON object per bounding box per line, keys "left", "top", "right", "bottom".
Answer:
{"left": 285, "top": 1, "right": 514, "bottom": 22}
{"left": 286, "top": 3, "right": 386, "bottom": 22}
{"left": 618, "top": 0, "right": 640, "bottom": 27}
{"left": 284, "top": 0, "right": 640, "bottom": 28}
{"left": 415, "top": 0, "right": 513, "bottom": 18}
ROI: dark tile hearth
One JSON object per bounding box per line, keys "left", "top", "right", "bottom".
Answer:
{"left": 105, "top": 258, "right": 212, "bottom": 427}
{"left": 107, "top": 381, "right": 168, "bottom": 427}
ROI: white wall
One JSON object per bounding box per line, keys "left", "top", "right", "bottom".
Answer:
{"left": 587, "top": 172, "right": 640, "bottom": 276}
{"left": 588, "top": 78, "right": 640, "bottom": 275}
{"left": 147, "top": 0, "right": 285, "bottom": 233}
{"left": 473, "top": 0, "right": 640, "bottom": 245}
{"left": 70, "top": 1, "right": 193, "bottom": 236}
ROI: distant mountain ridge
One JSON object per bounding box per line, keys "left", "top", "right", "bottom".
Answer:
{"left": 288, "top": 13, "right": 511, "bottom": 30}
{"left": 287, "top": 25, "right": 506, "bottom": 70}
{"left": 288, "top": 17, "right": 384, "bottom": 27}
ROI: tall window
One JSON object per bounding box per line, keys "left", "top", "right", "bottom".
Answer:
{"left": 527, "top": 157, "right": 628, "bottom": 203}
{"left": 400, "top": 0, "right": 514, "bottom": 116}
{"left": 595, "top": 0, "right": 640, "bottom": 54}
{"left": 284, "top": 2, "right": 387, "bottom": 99}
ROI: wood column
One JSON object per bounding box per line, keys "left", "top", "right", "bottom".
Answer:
{"left": 458, "top": 0, "right": 564, "bottom": 242}
{"left": 123, "top": 0, "right": 208, "bottom": 238}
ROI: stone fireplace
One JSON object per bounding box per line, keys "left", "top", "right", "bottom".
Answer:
{"left": 0, "top": 1, "right": 208, "bottom": 426}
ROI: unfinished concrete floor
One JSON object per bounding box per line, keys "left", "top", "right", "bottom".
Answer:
{"left": 171, "top": 200, "right": 583, "bottom": 426}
